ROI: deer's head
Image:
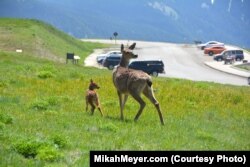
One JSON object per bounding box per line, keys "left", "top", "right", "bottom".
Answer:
{"left": 89, "top": 79, "right": 100, "bottom": 90}
{"left": 121, "top": 43, "right": 138, "bottom": 60}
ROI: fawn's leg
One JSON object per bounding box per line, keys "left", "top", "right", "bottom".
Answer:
{"left": 89, "top": 102, "right": 95, "bottom": 115}
{"left": 95, "top": 94, "right": 103, "bottom": 117}
{"left": 85, "top": 97, "right": 88, "bottom": 112}
{"left": 95, "top": 99, "right": 103, "bottom": 117}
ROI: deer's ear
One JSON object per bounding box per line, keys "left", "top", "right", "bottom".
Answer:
{"left": 121, "top": 44, "right": 124, "bottom": 52}
{"left": 129, "top": 43, "right": 136, "bottom": 50}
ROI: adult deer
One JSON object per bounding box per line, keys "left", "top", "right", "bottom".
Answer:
{"left": 112, "top": 43, "right": 164, "bottom": 125}
{"left": 85, "top": 79, "right": 103, "bottom": 116}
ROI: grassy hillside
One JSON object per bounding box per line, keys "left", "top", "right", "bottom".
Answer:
{"left": 0, "top": 18, "right": 250, "bottom": 166}
{"left": 0, "top": 18, "right": 107, "bottom": 62}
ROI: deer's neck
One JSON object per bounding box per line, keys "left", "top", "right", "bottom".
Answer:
{"left": 89, "top": 86, "right": 94, "bottom": 90}
{"left": 119, "top": 55, "right": 130, "bottom": 67}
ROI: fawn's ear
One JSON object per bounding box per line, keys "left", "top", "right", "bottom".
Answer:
{"left": 129, "top": 43, "right": 136, "bottom": 50}
{"left": 121, "top": 44, "right": 124, "bottom": 52}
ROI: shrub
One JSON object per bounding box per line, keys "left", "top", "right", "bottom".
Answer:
{"left": 13, "top": 137, "right": 63, "bottom": 161}
{"left": 51, "top": 134, "right": 68, "bottom": 149}
{"left": 31, "top": 99, "right": 49, "bottom": 110}
{"left": 0, "top": 113, "right": 13, "bottom": 124}
{"left": 13, "top": 138, "right": 44, "bottom": 158}
{"left": 37, "top": 146, "right": 62, "bottom": 162}
{"left": 37, "top": 70, "right": 55, "bottom": 79}
{"left": 30, "top": 96, "right": 62, "bottom": 111}
{"left": 46, "top": 96, "right": 60, "bottom": 106}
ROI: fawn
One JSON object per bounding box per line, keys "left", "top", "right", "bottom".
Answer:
{"left": 85, "top": 79, "right": 103, "bottom": 116}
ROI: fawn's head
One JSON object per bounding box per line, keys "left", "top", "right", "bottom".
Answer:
{"left": 88, "top": 79, "right": 100, "bottom": 90}
{"left": 121, "top": 43, "right": 138, "bottom": 60}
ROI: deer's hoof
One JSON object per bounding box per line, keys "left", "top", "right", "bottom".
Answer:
{"left": 160, "top": 120, "right": 165, "bottom": 125}
{"left": 134, "top": 117, "right": 139, "bottom": 122}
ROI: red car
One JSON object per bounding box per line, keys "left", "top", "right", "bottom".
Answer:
{"left": 204, "top": 46, "right": 226, "bottom": 56}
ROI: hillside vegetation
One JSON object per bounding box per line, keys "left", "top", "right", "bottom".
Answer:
{"left": 0, "top": 18, "right": 250, "bottom": 166}
{"left": 0, "top": 18, "right": 107, "bottom": 62}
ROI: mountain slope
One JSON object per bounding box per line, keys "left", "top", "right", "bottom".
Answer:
{"left": 0, "top": 0, "right": 249, "bottom": 48}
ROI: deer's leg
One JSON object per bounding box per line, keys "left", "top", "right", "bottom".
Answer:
{"left": 122, "top": 94, "right": 128, "bottom": 111}
{"left": 91, "top": 106, "right": 95, "bottom": 115}
{"left": 97, "top": 107, "right": 103, "bottom": 117}
{"left": 131, "top": 93, "right": 146, "bottom": 122}
{"left": 95, "top": 99, "right": 103, "bottom": 117}
{"left": 143, "top": 86, "right": 165, "bottom": 125}
{"left": 117, "top": 91, "right": 124, "bottom": 120}
{"left": 85, "top": 98, "right": 89, "bottom": 112}
{"left": 89, "top": 102, "right": 95, "bottom": 115}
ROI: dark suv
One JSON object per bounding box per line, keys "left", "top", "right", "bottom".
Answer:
{"left": 102, "top": 55, "right": 121, "bottom": 70}
{"left": 214, "top": 49, "right": 244, "bottom": 61}
{"left": 128, "top": 60, "right": 165, "bottom": 77}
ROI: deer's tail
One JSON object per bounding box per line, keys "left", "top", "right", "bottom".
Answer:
{"left": 147, "top": 78, "right": 152, "bottom": 87}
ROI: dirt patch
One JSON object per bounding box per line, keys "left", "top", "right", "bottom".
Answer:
{"left": 84, "top": 49, "right": 104, "bottom": 68}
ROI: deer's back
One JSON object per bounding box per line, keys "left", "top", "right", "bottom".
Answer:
{"left": 86, "top": 90, "right": 98, "bottom": 103}
{"left": 113, "top": 66, "right": 151, "bottom": 93}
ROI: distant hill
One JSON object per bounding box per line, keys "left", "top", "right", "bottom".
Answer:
{"left": 0, "top": 0, "right": 249, "bottom": 48}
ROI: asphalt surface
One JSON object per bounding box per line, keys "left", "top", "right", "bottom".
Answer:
{"left": 83, "top": 39, "right": 250, "bottom": 86}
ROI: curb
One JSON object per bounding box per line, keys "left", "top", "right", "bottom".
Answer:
{"left": 204, "top": 62, "right": 250, "bottom": 78}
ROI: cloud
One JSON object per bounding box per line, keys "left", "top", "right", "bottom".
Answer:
{"left": 228, "top": 0, "right": 232, "bottom": 12}
{"left": 211, "top": 0, "right": 215, "bottom": 5}
{"left": 148, "top": 1, "right": 178, "bottom": 20}
{"left": 201, "top": 3, "right": 210, "bottom": 9}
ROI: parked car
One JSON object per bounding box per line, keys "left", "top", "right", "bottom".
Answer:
{"left": 102, "top": 54, "right": 121, "bottom": 70}
{"left": 198, "top": 41, "right": 224, "bottom": 50}
{"left": 128, "top": 60, "right": 165, "bottom": 77}
{"left": 213, "top": 49, "right": 244, "bottom": 62}
{"left": 96, "top": 51, "right": 121, "bottom": 64}
{"left": 204, "top": 46, "right": 226, "bottom": 56}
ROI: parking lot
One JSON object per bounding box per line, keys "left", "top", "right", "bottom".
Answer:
{"left": 83, "top": 39, "right": 250, "bottom": 86}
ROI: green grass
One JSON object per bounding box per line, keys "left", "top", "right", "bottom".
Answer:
{"left": 235, "top": 63, "right": 250, "bottom": 71}
{"left": 0, "top": 18, "right": 250, "bottom": 166}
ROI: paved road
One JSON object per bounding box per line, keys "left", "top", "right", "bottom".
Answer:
{"left": 83, "top": 39, "right": 249, "bottom": 86}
